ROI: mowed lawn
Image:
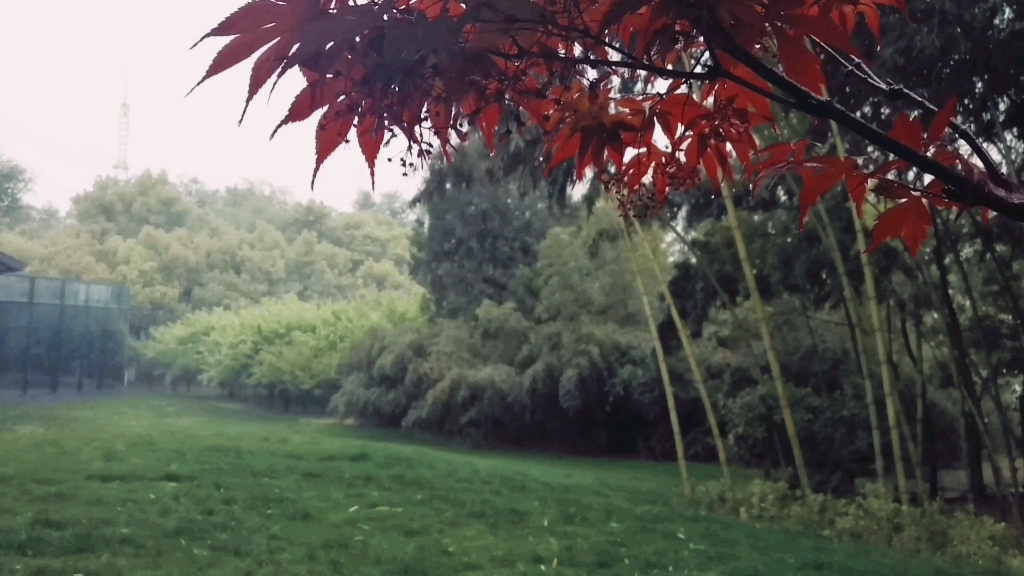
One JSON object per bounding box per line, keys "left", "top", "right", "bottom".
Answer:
{"left": 0, "top": 396, "right": 1007, "bottom": 576}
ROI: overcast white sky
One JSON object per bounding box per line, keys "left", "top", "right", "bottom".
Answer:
{"left": 0, "top": 0, "right": 422, "bottom": 213}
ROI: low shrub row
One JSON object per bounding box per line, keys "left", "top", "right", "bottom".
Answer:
{"left": 136, "top": 290, "right": 426, "bottom": 397}
{"left": 683, "top": 479, "right": 1024, "bottom": 571}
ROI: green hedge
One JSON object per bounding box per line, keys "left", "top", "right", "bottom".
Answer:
{"left": 138, "top": 290, "right": 425, "bottom": 391}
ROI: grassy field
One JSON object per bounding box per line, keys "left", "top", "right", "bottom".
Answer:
{"left": 0, "top": 395, "right": 1008, "bottom": 576}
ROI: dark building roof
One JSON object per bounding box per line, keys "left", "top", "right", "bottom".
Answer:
{"left": 0, "top": 251, "right": 27, "bottom": 274}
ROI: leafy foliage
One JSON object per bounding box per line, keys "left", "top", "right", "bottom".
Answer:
{"left": 333, "top": 203, "right": 678, "bottom": 453}
{"left": 139, "top": 291, "right": 425, "bottom": 393}
{"left": 0, "top": 153, "right": 31, "bottom": 219}
{"left": 684, "top": 480, "right": 1023, "bottom": 569}
{"left": 194, "top": 0, "right": 1024, "bottom": 254}
{"left": 410, "top": 129, "right": 575, "bottom": 318}
{"left": 2, "top": 171, "right": 419, "bottom": 335}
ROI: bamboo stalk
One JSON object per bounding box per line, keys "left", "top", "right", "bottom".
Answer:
{"left": 633, "top": 218, "right": 731, "bottom": 484}
{"left": 828, "top": 119, "right": 910, "bottom": 506}
{"left": 804, "top": 201, "right": 886, "bottom": 484}
{"left": 720, "top": 179, "right": 811, "bottom": 494}
{"left": 618, "top": 215, "right": 689, "bottom": 488}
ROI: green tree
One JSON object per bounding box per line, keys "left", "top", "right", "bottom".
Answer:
{"left": 0, "top": 153, "right": 31, "bottom": 220}
{"left": 70, "top": 171, "right": 196, "bottom": 242}
{"left": 411, "top": 130, "right": 574, "bottom": 319}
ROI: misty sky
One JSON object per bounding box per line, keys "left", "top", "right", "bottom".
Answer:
{"left": 0, "top": 0, "right": 422, "bottom": 213}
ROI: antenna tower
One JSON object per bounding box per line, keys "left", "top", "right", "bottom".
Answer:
{"left": 113, "top": 82, "right": 130, "bottom": 179}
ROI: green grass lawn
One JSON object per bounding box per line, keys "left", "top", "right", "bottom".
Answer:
{"left": 0, "top": 395, "right": 1008, "bottom": 576}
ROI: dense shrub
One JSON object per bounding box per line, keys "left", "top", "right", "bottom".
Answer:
{"left": 683, "top": 480, "right": 1024, "bottom": 570}
{"left": 138, "top": 290, "right": 425, "bottom": 398}
{"left": 330, "top": 205, "right": 678, "bottom": 453}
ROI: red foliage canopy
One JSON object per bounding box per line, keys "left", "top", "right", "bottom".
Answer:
{"left": 192, "top": 0, "right": 1024, "bottom": 256}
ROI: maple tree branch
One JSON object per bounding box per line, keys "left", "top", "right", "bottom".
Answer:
{"left": 701, "top": 13, "right": 1024, "bottom": 222}
{"left": 813, "top": 39, "right": 1008, "bottom": 186}
{"left": 716, "top": 66, "right": 801, "bottom": 109}
{"left": 702, "top": 46, "right": 801, "bottom": 110}
{"left": 489, "top": 49, "right": 718, "bottom": 83}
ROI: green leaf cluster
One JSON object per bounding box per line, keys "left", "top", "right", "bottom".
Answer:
{"left": 0, "top": 171, "right": 419, "bottom": 335}
{"left": 139, "top": 290, "right": 424, "bottom": 391}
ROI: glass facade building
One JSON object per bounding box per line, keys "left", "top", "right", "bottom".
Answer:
{"left": 0, "top": 275, "right": 131, "bottom": 393}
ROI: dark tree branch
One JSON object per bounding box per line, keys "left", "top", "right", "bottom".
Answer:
{"left": 717, "top": 66, "right": 802, "bottom": 109}
{"left": 700, "top": 12, "right": 1024, "bottom": 223}
{"left": 490, "top": 48, "right": 719, "bottom": 83}
{"left": 479, "top": 10, "right": 1024, "bottom": 222}
{"left": 813, "top": 38, "right": 1008, "bottom": 186}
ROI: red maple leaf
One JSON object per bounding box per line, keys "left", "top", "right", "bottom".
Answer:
{"left": 868, "top": 196, "right": 932, "bottom": 257}
{"left": 752, "top": 150, "right": 870, "bottom": 226}
{"left": 927, "top": 97, "right": 958, "bottom": 144}
{"left": 888, "top": 113, "right": 924, "bottom": 152}
{"left": 773, "top": 28, "right": 827, "bottom": 96}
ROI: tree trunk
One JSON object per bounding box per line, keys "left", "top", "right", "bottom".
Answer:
{"left": 885, "top": 301, "right": 926, "bottom": 503}
{"left": 619, "top": 216, "right": 689, "bottom": 488}
{"left": 928, "top": 222, "right": 993, "bottom": 504}
{"left": 807, "top": 202, "right": 886, "bottom": 483}
{"left": 917, "top": 314, "right": 938, "bottom": 500}
{"left": 1020, "top": 391, "right": 1024, "bottom": 456}
{"left": 830, "top": 122, "right": 910, "bottom": 506}
{"left": 633, "top": 218, "right": 731, "bottom": 484}
{"left": 898, "top": 301, "right": 931, "bottom": 502}
{"left": 893, "top": 390, "right": 926, "bottom": 504}
{"left": 940, "top": 212, "right": 1023, "bottom": 528}
{"left": 720, "top": 180, "right": 811, "bottom": 495}
{"left": 972, "top": 213, "right": 1024, "bottom": 337}
{"left": 965, "top": 394, "right": 987, "bottom": 504}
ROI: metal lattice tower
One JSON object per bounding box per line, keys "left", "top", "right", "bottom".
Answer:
{"left": 113, "top": 83, "right": 130, "bottom": 179}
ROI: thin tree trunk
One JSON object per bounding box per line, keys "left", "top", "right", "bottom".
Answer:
{"left": 806, "top": 202, "right": 886, "bottom": 483}
{"left": 927, "top": 219, "right": 993, "bottom": 504}
{"left": 927, "top": 289, "right": 987, "bottom": 503}
{"left": 940, "top": 212, "right": 1023, "bottom": 528}
{"left": 898, "top": 301, "right": 930, "bottom": 501}
{"left": 919, "top": 329, "right": 939, "bottom": 500}
{"left": 914, "top": 313, "right": 931, "bottom": 497}
{"left": 619, "top": 216, "right": 689, "bottom": 488}
{"left": 885, "top": 301, "right": 927, "bottom": 503}
{"left": 971, "top": 212, "right": 1024, "bottom": 337}
{"left": 893, "top": 390, "right": 926, "bottom": 503}
{"left": 633, "top": 218, "right": 731, "bottom": 484}
{"left": 720, "top": 180, "right": 811, "bottom": 494}
{"left": 830, "top": 121, "right": 910, "bottom": 506}
{"left": 962, "top": 390, "right": 985, "bottom": 505}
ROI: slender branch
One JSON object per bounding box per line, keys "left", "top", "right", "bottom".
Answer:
{"left": 700, "top": 11, "right": 1024, "bottom": 222}
{"left": 489, "top": 48, "right": 719, "bottom": 82}
{"left": 717, "top": 66, "right": 802, "bottom": 109}
{"left": 813, "top": 38, "right": 1008, "bottom": 184}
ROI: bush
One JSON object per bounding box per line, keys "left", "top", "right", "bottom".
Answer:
{"left": 138, "top": 290, "right": 425, "bottom": 396}
{"left": 681, "top": 479, "right": 1023, "bottom": 570}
